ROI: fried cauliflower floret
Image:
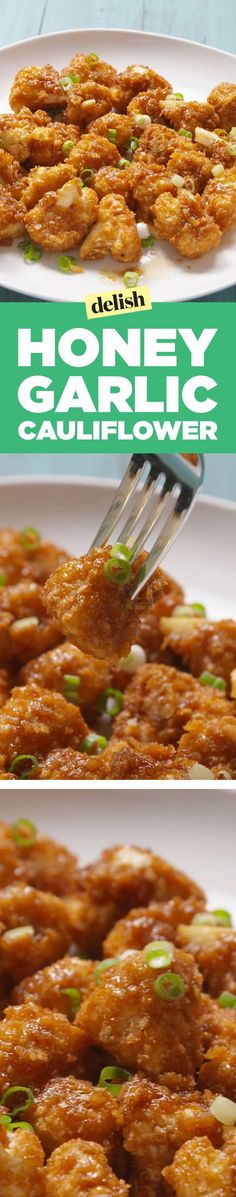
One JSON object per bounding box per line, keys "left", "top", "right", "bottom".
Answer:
{"left": 93, "top": 166, "right": 133, "bottom": 202}
{"left": 139, "top": 568, "right": 184, "bottom": 659}
{"left": 0, "top": 148, "right": 24, "bottom": 197}
{"left": 0, "top": 107, "right": 51, "bottom": 162}
{"left": 0, "top": 821, "right": 24, "bottom": 887}
{"left": 179, "top": 715, "right": 236, "bottom": 779}
{"left": 25, "top": 178, "right": 98, "bottom": 251}
{"left": 163, "top": 1134, "right": 235, "bottom": 1196}
{"left": 68, "top": 54, "right": 118, "bottom": 88}
{"left": 80, "top": 192, "right": 141, "bottom": 261}
{"left": 44, "top": 548, "right": 161, "bottom": 664}
{"left": 64, "top": 891, "right": 122, "bottom": 958}
{"left": 0, "top": 1123, "right": 44, "bottom": 1197}
{"left": 120, "top": 1076, "right": 222, "bottom": 1189}
{"left": 80, "top": 843, "right": 204, "bottom": 912}
{"left": 37, "top": 741, "right": 190, "bottom": 782}
{"left": 160, "top": 615, "right": 236, "bottom": 688}
{"left": 0, "top": 580, "right": 62, "bottom": 667}
{"left": 166, "top": 145, "right": 212, "bottom": 192}
{"left": 0, "top": 528, "right": 68, "bottom": 586}
{"left": 0, "top": 684, "right": 87, "bottom": 768}
{"left": 19, "top": 640, "right": 111, "bottom": 711}
{"left": 116, "top": 65, "right": 172, "bottom": 111}
{"left": 69, "top": 133, "right": 119, "bottom": 173}
{"left": 114, "top": 662, "right": 229, "bottom": 747}
{"left": 177, "top": 924, "right": 236, "bottom": 998}
{"left": 204, "top": 168, "right": 236, "bottom": 232}
{"left": 0, "top": 884, "right": 71, "bottom": 982}
{"left": 0, "top": 670, "right": 10, "bottom": 707}
{"left": 128, "top": 84, "right": 171, "bottom": 121}
{"left": 45, "top": 1138, "right": 129, "bottom": 1197}
{"left": 27, "top": 121, "right": 79, "bottom": 168}
{"left": 30, "top": 1076, "right": 122, "bottom": 1165}
{"left": 12, "top": 955, "right": 95, "bottom": 1011}
{"left": 135, "top": 123, "right": 184, "bottom": 164}
{"left": 130, "top": 157, "right": 163, "bottom": 221}
{"left": 104, "top": 894, "right": 205, "bottom": 958}
{"left": 208, "top": 82, "right": 236, "bottom": 131}
{"left": 22, "top": 162, "right": 76, "bottom": 208}
{"left": 0, "top": 184, "right": 24, "bottom": 244}
{"left": 0, "top": 822, "right": 80, "bottom": 896}
{"left": 152, "top": 190, "right": 221, "bottom": 258}
{"left": 0, "top": 1002, "right": 82, "bottom": 1089}
{"left": 88, "top": 111, "right": 133, "bottom": 150}
{"left": 200, "top": 1040, "right": 236, "bottom": 1100}
{"left": 160, "top": 97, "right": 219, "bottom": 133}
{"left": 66, "top": 81, "right": 115, "bottom": 126}
{"left": 10, "top": 65, "right": 65, "bottom": 113}
{"left": 77, "top": 948, "right": 202, "bottom": 1079}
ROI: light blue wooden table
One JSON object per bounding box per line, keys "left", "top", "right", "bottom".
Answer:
{"left": 0, "top": 0, "right": 236, "bottom": 302}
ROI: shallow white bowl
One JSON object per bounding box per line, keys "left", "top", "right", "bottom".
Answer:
{"left": 0, "top": 473, "right": 235, "bottom": 619}
{"left": 1, "top": 28, "right": 236, "bottom": 301}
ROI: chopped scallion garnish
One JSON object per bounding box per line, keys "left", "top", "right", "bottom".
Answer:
{"left": 104, "top": 556, "right": 131, "bottom": 584}
{"left": 11, "top": 818, "right": 37, "bottom": 846}
{"left": 200, "top": 671, "right": 226, "bottom": 691}
{"left": 62, "top": 987, "right": 81, "bottom": 1018}
{"left": 57, "top": 254, "right": 78, "bottom": 272}
{"left": 63, "top": 674, "right": 81, "bottom": 704}
{"left": 62, "top": 139, "right": 75, "bottom": 154}
{"left": 126, "top": 136, "right": 139, "bottom": 153}
{"left": 116, "top": 158, "right": 131, "bottom": 169}
{"left": 9, "top": 756, "right": 38, "bottom": 780}
{"left": 191, "top": 602, "right": 206, "bottom": 615}
{"left": 144, "top": 940, "right": 174, "bottom": 970}
{"left": 0, "top": 574, "right": 6, "bottom": 586}
{"left": 1, "top": 1086, "right": 34, "bottom": 1117}
{"left": 179, "top": 128, "right": 192, "bottom": 139}
{"left": 123, "top": 270, "right": 139, "bottom": 288}
{"left": 80, "top": 168, "right": 94, "bottom": 182}
{"left": 86, "top": 53, "right": 99, "bottom": 64}
{"left": 19, "top": 526, "right": 41, "bottom": 550}
{"left": 95, "top": 957, "right": 118, "bottom": 983}
{"left": 81, "top": 732, "right": 108, "bottom": 754}
{"left": 218, "top": 991, "right": 236, "bottom": 1008}
{"left": 99, "top": 688, "right": 123, "bottom": 717}
{"left": 59, "top": 74, "right": 80, "bottom": 90}
{"left": 108, "top": 128, "right": 117, "bottom": 142}
{"left": 153, "top": 972, "right": 185, "bottom": 1001}
{"left": 141, "top": 235, "right": 155, "bottom": 248}
{"left": 98, "top": 1065, "right": 132, "bottom": 1095}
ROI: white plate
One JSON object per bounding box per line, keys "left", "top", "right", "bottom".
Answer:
{"left": 0, "top": 785, "right": 235, "bottom": 918}
{"left": 1, "top": 28, "right": 236, "bottom": 301}
{"left": 0, "top": 474, "right": 235, "bottom": 619}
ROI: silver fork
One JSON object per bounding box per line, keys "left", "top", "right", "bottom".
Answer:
{"left": 90, "top": 454, "right": 204, "bottom": 598}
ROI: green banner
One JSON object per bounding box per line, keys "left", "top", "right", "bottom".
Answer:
{"left": 0, "top": 302, "right": 235, "bottom": 453}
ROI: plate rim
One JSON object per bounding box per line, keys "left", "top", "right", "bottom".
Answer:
{"left": 0, "top": 471, "right": 235, "bottom": 516}
{"left": 0, "top": 26, "right": 236, "bottom": 302}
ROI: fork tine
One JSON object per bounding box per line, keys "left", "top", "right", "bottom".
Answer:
{"left": 130, "top": 474, "right": 167, "bottom": 558}
{"left": 90, "top": 457, "right": 148, "bottom": 549}
{"left": 132, "top": 484, "right": 190, "bottom": 598}
{"left": 119, "top": 470, "right": 162, "bottom": 547}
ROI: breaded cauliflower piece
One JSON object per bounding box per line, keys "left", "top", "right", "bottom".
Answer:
{"left": 139, "top": 568, "right": 184, "bottom": 659}
{"left": 10, "top": 65, "right": 65, "bottom": 112}
{"left": 77, "top": 947, "right": 202, "bottom": 1079}
{"left": 204, "top": 167, "right": 236, "bottom": 232}
{"left": 0, "top": 671, "right": 10, "bottom": 708}
{"left": 166, "top": 145, "right": 212, "bottom": 192}
{"left": 0, "top": 820, "right": 80, "bottom": 896}
{"left": 0, "top": 184, "right": 24, "bottom": 244}
{"left": 160, "top": 96, "right": 219, "bottom": 133}
{"left": 0, "top": 683, "right": 87, "bottom": 768}
{"left": 130, "top": 157, "right": 164, "bottom": 221}
{"left": 163, "top": 1134, "right": 235, "bottom": 1196}
{"left": 19, "top": 640, "right": 111, "bottom": 711}
{"left": 128, "top": 84, "right": 171, "bottom": 121}
{"left": 25, "top": 177, "right": 98, "bottom": 250}
{"left": 80, "top": 192, "right": 141, "bottom": 261}
{"left": 120, "top": 1076, "right": 222, "bottom": 1189}
{"left": 12, "top": 955, "right": 95, "bottom": 1011}
{"left": 0, "top": 580, "right": 62, "bottom": 667}
{"left": 67, "top": 53, "right": 118, "bottom": 88}
{"left": 115, "top": 65, "right": 172, "bottom": 111}
{"left": 80, "top": 843, "right": 204, "bottom": 911}
{"left": 179, "top": 714, "right": 236, "bottom": 779}
{"left": 27, "top": 121, "right": 79, "bottom": 168}
{"left": 0, "top": 527, "right": 67, "bottom": 586}
{"left": 0, "top": 148, "right": 24, "bottom": 198}
{"left": 44, "top": 1139, "right": 129, "bottom": 1196}
{"left": 177, "top": 923, "right": 236, "bottom": 998}
{"left": 208, "top": 82, "right": 236, "bottom": 131}
{"left": 44, "top": 548, "right": 160, "bottom": 664}
{"left": 66, "top": 81, "right": 115, "bottom": 126}
{"left": 160, "top": 615, "right": 236, "bottom": 689}
{"left": 0, "top": 1002, "right": 82, "bottom": 1088}
{"left": 0, "top": 107, "right": 51, "bottom": 162}
{"left": 200, "top": 1040, "right": 236, "bottom": 1100}
{"left": 0, "top": 1123, "right": 44, "bottom": 1197}
{"left": 135, "top": 123, "right": 185, "bottom": 164}
{"left": 0, "top": 884, "right": 71, "bottom": 981}
{"left": 114, "top": 662, "right": 229, "bottom": 747}
{"left": 69, "top": 133, "right": 119, "bottom": 173}
{"left": 152, "top": 189, "right": 221, "bottom": 258}
{"left": 88, "top": 111, "right": 133, "bottom": 150}
{"left": 37, "top": 741, "right": 190, "bottom": 782}
{"left": 30, "top": 1075, "right": 122, "bottom": 1164}
{"left": 23, "top": 162, "right": 76, "bottom": 209}
{"left": 93, "top": 166, "right": 133, "bottom": 202}
{"left": 103, "top": 894, "right": 205, "bottom": 958}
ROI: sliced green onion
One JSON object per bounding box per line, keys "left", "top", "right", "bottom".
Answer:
{"left": 228, "top": 146, "right": 236, "bottom": 156}
{"left": 191, "top": 602, "right": 206, "bottom": 615}
{"left": 1, "top": 1086, "right": 34, "bottom": 1117}
{"left": 144, "top": 939, "right": 174, "bottom": 970}
{"left": 108, "top": 128, "right": 117, "bottom": 142}
{"left": 86, "top": 53, "right": 99, "bottom": 64}
{"left": 200, "top": 671, "right": 226, "bottom": 691}
{"left": 19, "top": 526, "right": 41, "bottom": 550}
{"left": 154, "top": 972, "right": 185, "bottom": 1001}
{"left": 218, "top": 991, "right": 236, "bottom": 1008}
{"left": 141, "top": 235, "right": 155, "bottom": 248}
{"left": 192, "top": 909, "right": 232, "bottom": 927}
{"left": 11, "top": 818, "right": 37, "bottom": 846}
{"left": 173, "top": 91, "right": 184, "bottom": 99}
{"left": 0, "top": 574, "right": 6, "bottom": 586}
{"left": 110, "top": 542, "right": 132, "bottom": 562}
{"left": 80, "top": 168, "right": 94, "bottom": 182}
{"left": 210, "top": 1096, "right": 236, "bottom": 1126}
{"left": 116, "top": 158, "right": 131, "bottom": 169}
{"left": 62, "top": 139, "right": 75, "bottom": 154}
{"left": 24, "top": 244, "right": 42, "bottom": 262}
{"left": 104, "top": 557, "right": 131, "bottom": 585}
{"left": 123, "top": 270, "right": 139, "bottom": 288}
{"left": 134, "top": 113, "right": 151, "bottom": 129}
{"left": 81, "top": 732, "right": 108, "bottom": 754}
{"left": 212, "top": 909, "right": 232, "bottom": 927}
{"left": 230, "top": 127, "right": 236, "bottom": 138}
{"left": 62, "top": 987, "right": 81, "bottom": 1018}
{"left": 119, "top": 643, "right": 146, "bottom": 672}
{"left": 63, "top": 674, "right": 81, "bottom": 704}
{"left": 179, "top": 128, "right": 192, "bottom": 139}
{"left": 95, "top": 957, "right": 118, "bottom": 983}
{"left": 57, "top": 254, "right": 78, "bottom": 272}
{"left": 99, "top": 687, "right": 123, "bottom": 717}
{"left": 98, "top": 1066, "right": 132, "bottom": 1096}
{"left": 0, "top": 1114, "right": 12, "bottom": 1128}
{"left": 9, "top": 756, "right": 38, "bottom": 780}
{"left": 127, "top": 136, "right": 139, "bottom": 153}
{"left": 59, "top": 74, "right": 80, "bottom": 90}
{"left": 11, "top": 1120, "right": 34, "bottom": 1132}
